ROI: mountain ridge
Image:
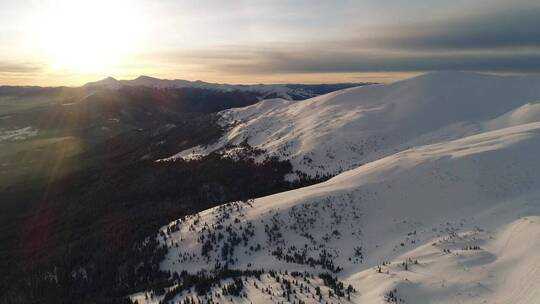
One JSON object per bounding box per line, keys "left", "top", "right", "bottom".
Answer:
{"left": 133, "top": 121, "right": 540, "bottom": 304}
{"left": 166, "top": 71, "right": 540, "bottom": 179}
{"left": 129, "top": 71, "right": 540, "bottom": 304}
{"left": 83, "top": 75, "right": 373, "bottom": 100}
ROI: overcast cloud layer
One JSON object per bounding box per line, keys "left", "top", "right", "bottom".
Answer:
{"left": 167, "top": 3, "right": 540, "bottom": 75}
{"left": 1, "top": 0, "right": 539, "bottom": 85}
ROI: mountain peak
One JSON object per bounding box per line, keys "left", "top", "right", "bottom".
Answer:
{"left": 95, "top": 76, "right": 119, "bottom": 84}
{"left": 134, "top": 75, "right": 159, "bottom": 81}
{"left": 84, "top": 76, "right": 119, "bottom": 87}
{"left": 81, "top": 75, "right": 367, "bottom": 99}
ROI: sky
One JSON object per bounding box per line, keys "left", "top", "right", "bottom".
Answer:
{"left": 1, "top": 0, "right": 539, "bottom": 86}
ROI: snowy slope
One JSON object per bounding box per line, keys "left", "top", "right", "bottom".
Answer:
{"left": 165, "top": 72, "right": 540, "bottom": 179}
{"left": 133, "top": 121, "right": 540, "bottom": 304}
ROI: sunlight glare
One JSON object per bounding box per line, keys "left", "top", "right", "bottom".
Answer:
{"left": 31, "top": 0, "right": 146, "bottom": 74}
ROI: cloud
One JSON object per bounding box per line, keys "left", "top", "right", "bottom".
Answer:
{"left": 360, "top": 5, "right": 540, "bottom": 51}
{"left": 0, "top": 62, "right": 43, "bottom": 74}
{"left": 154, "top": 4, "right": 540, "bottom": 76}
{"left": 5, "top": 0, "right": 537, "bottom": 84}
{"left": 199, "top": 50, "right": 540, "bottom": 74}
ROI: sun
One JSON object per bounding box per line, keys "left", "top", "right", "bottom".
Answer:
{"left": 31, "top": 0, "right": 146, "bottom": 74}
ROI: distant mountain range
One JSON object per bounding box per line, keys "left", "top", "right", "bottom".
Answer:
{"left": 84, "top": 75, "right": 372, "bottom": 100}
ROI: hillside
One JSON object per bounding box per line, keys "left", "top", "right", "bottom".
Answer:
{"left": 134, "top": 121, "right": 540, "bottom": 304}
{"left": 166, "top": 72, "right": 540, "bottom": 179}
{"left": 1, "top": 81, "right": 359, "bottom": 303}
{"left": 131, "top": 72, "right": 540, "bottom": 304}
{"left": 0, "top": 80, "right": 362, "bottom": 191}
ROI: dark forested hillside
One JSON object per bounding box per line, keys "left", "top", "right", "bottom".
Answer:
{"left": 0, "top": 83, "right": 346, "bottom": 303}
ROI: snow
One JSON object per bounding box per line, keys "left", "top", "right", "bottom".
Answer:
{"left": 132, "top": 273, "right": 356, "bottom": 304}
{"left": 350, "top": 215, "right": 540, "bottom": 304}
{"left": 132, "top": 72, "right": 540, "bottom": 303}
{"left": 136, "top": 121, "right": 540, "bottom": 303}
{"left": 0, "top": 126, "right": 38, "bottom": 142}
{"left": 164, "top": 71, "right": 540, "bottom": 180}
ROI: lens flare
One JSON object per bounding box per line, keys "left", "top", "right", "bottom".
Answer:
{"left": 30, "top": 0, "right": 146, "bottom": 74}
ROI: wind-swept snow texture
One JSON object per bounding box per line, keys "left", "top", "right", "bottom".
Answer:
{"left": 134, "top": 72, "right": 540, "bottom": 304}
{"left": 167, "top": 72, "right": 540, "bottom": 180}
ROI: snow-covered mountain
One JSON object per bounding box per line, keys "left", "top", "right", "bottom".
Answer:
{"left": 84, "top": 76, "right": 367, "bottom": 100}
{"left": 165, "top": 72, "right": 540, "bottom": 179}
{"left": 134, "top": 122, "right": 540, "bottom": 304}
{"left": 132, "top": 72, "right": 540, "bottom": 304}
